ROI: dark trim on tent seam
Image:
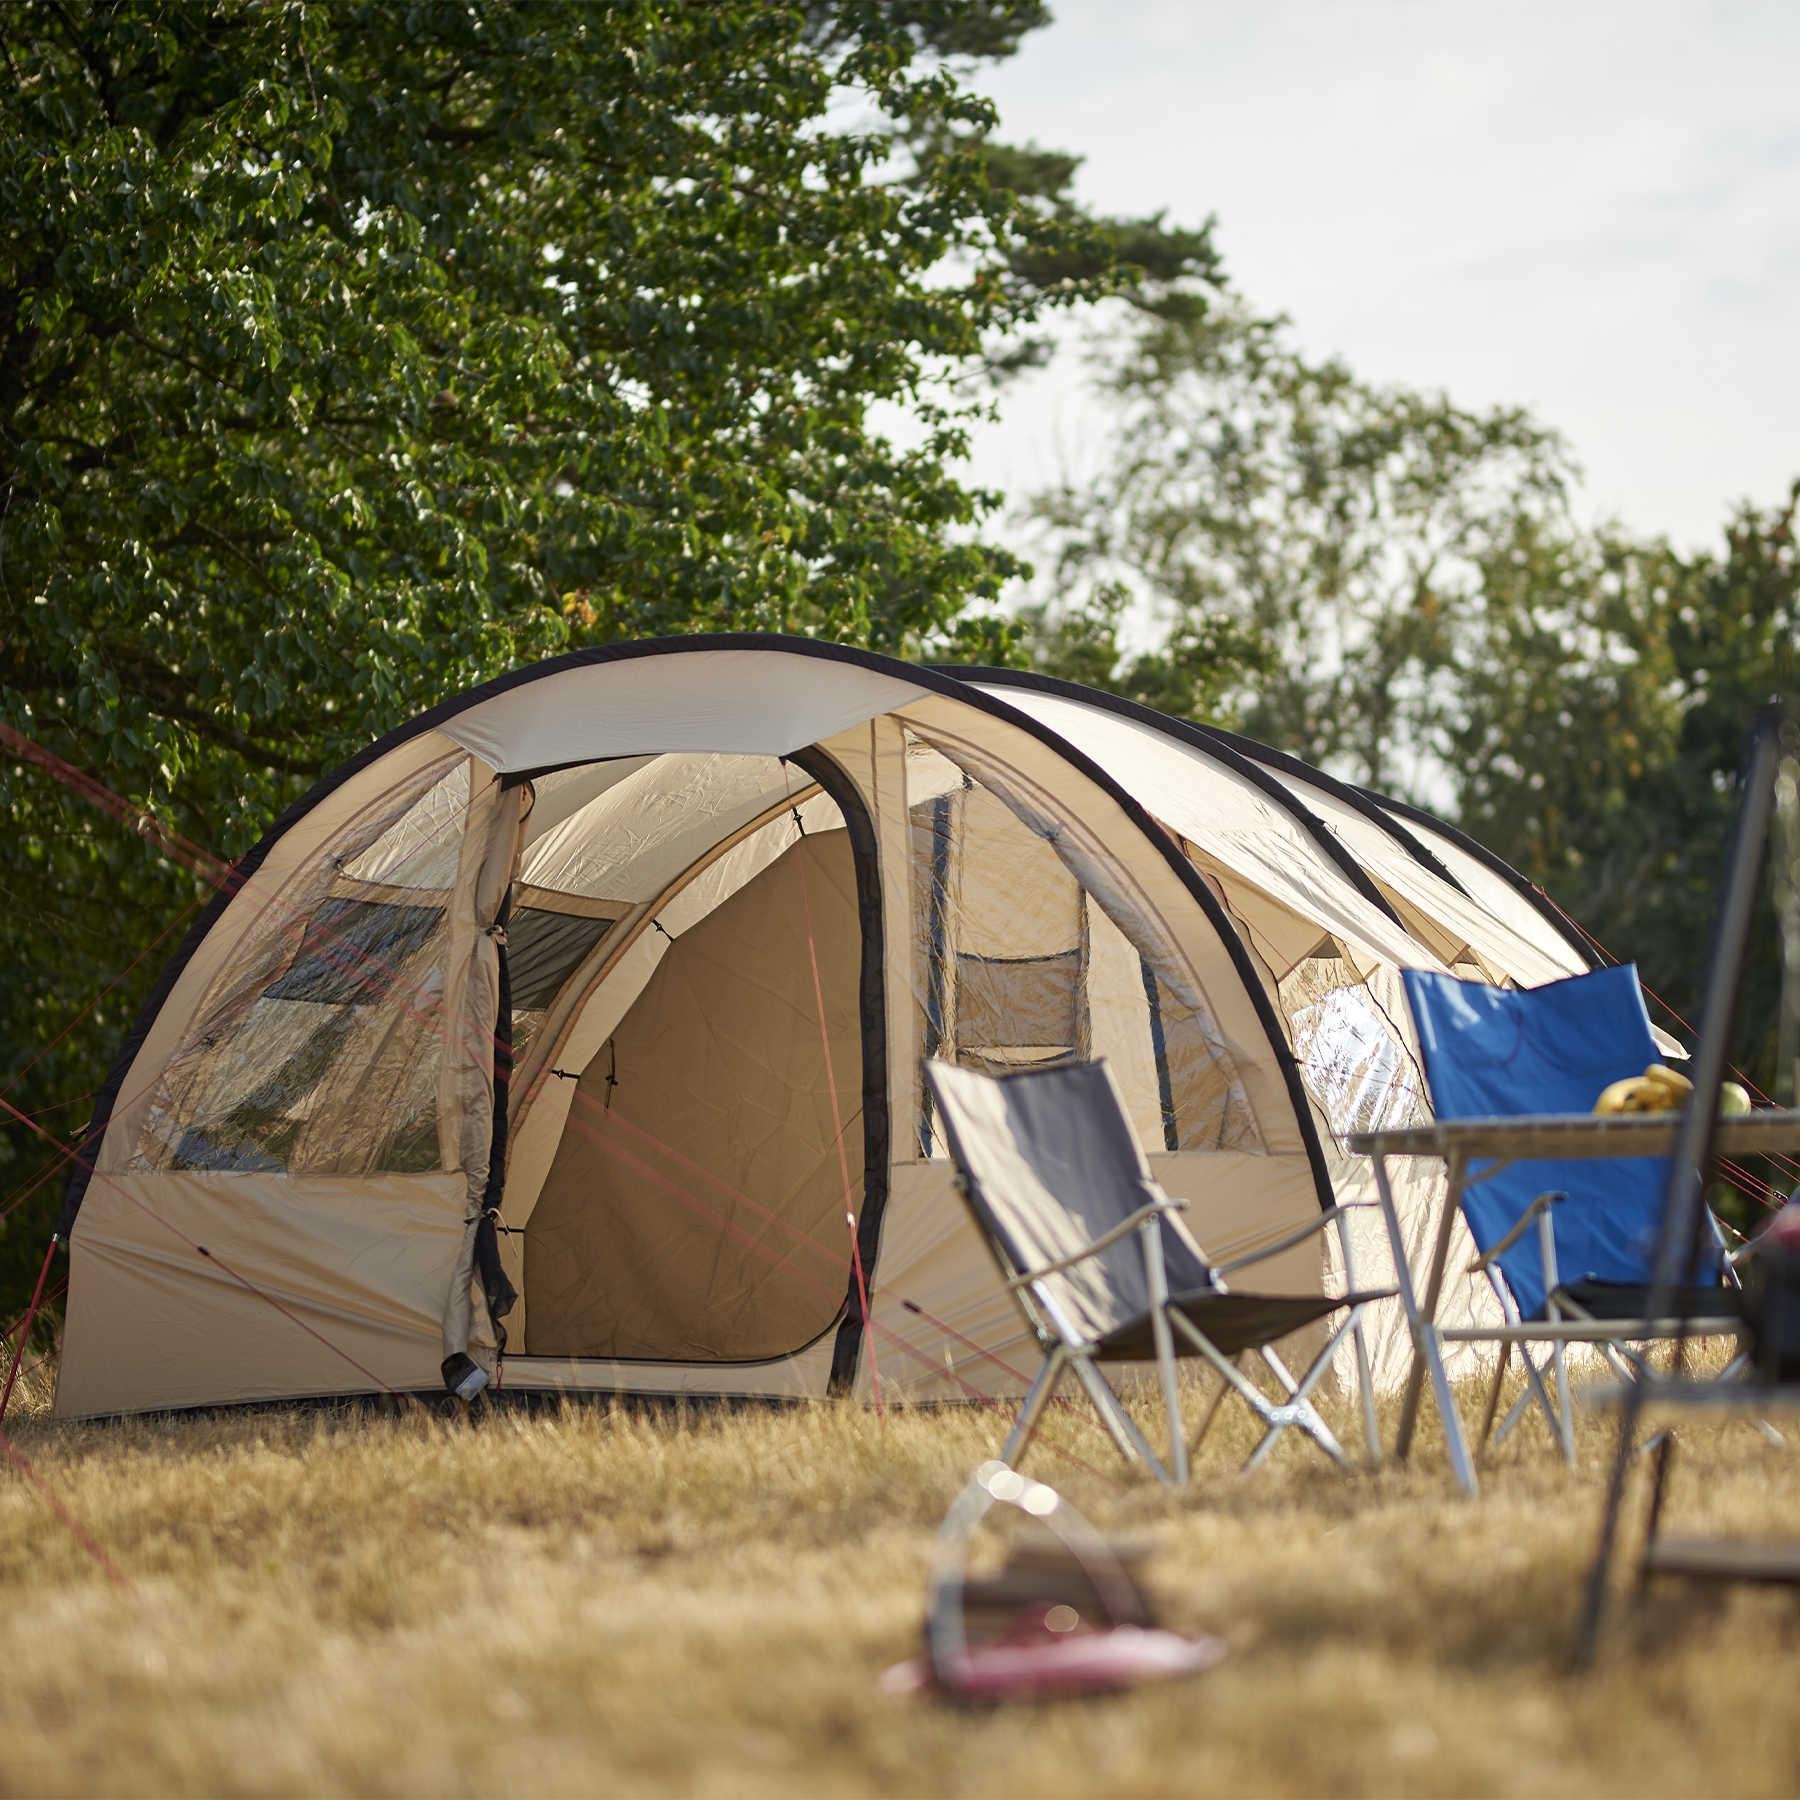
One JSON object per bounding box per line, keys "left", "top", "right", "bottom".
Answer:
{"left": 1190, "top": 722, "right": 1470, "bottom": 891}
{"left": 925, "top": 665, "right": 1410, "bottom": 932}
{"left": 63, "top": 634, "right": 1335, "bottom": 1233}
{"left": 916, "top": 792, "right": 953, "bottom": 1159}
{"left": 908, "top": 704, "right": 1338, "bottom": 1217}
{"left": 946, "top": 662, "right": 1592, "bottom": 974}
{"left": 1353, "top": 783, "right": 1597, "bottom": 970}
{"left": 473, "top": 887, "right": 518, "bottom": 1356}
{"left": 790, "top": 745, "right": 893, "bottom": 1398}
{"left": 1139, "top": 956, "right": 1179, "bottom": 1153}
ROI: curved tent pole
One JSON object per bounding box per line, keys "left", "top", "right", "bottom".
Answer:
{"left": 938, "top": 664, "right": 1596, "bottom": 978}
{"left": 1352, "top": 782, "right": 1597, "bottom": 972}
{"left": 1186, "top": 724, "right": 1470, "bottom": 894}
{"left": 787, "top": 745, "right": 894, "bottom": 1397}
{"left": 1200, "top": 718, "right": 1598, "bottom": 975}
{"left": 926, "top": 664, "right": 1411, "bottom": 935}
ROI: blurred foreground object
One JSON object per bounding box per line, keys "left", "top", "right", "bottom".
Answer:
{"left": 1743, "top": 1194, "right": 1800, "bottom": 1383}
{"left": 880, "top": 1461, "right": 1223, "bottom": 1704}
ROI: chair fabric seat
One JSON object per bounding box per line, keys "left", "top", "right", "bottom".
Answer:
{"left": 923, "top": 1057, "right": 1384, "bottom": 1483}
{"left": 1094, "top": 1286, "right": 1398, "bottom": 1362}
{"left": 1550, "top": 1278, "right": 1745, "bottom": 1324}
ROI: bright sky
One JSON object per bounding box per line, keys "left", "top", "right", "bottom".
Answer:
{"left": 968, "top": 0, "right": 1800, "bottom": 555}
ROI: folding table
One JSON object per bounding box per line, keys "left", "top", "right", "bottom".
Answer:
{"left": 1348, "top": 1108, "right": 1800, "bottom": 1495}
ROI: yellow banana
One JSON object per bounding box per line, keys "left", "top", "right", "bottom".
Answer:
{"left": 1594, "top": 1076, "right": 1671, "bottom": 1115}
{"left": 1593, "top": 1065, "right": 1752, "bottom": 1117}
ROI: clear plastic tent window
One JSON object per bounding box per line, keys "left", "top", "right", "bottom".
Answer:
{"left": 132, "top": 753, "right": 472, "bottom": 1177}
{"left": 1277, "top": 948, "right": 1429, "bottom": 1140}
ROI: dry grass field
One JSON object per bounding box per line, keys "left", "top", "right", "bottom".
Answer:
{"left": 2, "top": 1354, "right": 1797, "bottom": 1798}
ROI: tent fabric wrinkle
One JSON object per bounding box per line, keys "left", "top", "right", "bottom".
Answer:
{"left": 50, "top": 636, "right": 1643, "bottom": 1419}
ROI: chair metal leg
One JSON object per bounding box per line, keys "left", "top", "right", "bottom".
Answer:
{"left": 1250, "top": 1315, "right": 1358, "bottom": 1469}
{"left": 1421, "top": 1320, "right": 1479, "bottom": 1496}
{"left": 1251, "top": 1340, "right": 1346, "bottom": 1461}
{"left": 1387, "top": 1149, "right": 1465, "bottom": 1467}
{"left": 1553, "top": 1344, "right": 1575, "bottom": 1463}
{"left": 1000, "top": 1349, "right": 1067, "bottom": 1469}
{"left": 1538, "top": 1208, "right": 1575, "bottom": 1465}
{"left": 1352, "top": 1313, "right": 1382, "bottom": 1467}
{"left": 1258, "top": 1344, "right": 1299, "bottom": 1398}
{"left": 1141, "top": 1221, "right": 1189, "bottom": 1484}
{"left": 1155, "top": 1322, "right": 1190, "bottom": 1485}
{"left": 1477, "top": 1341, "right": 1512, "bottom": 1453}
{"left": 1491, "top": 1379, "right": 1534, "bottom": 1449}
{"left": 1169, "top": 1312, "right": 1348, "bottom": 1471}
{"left": 1187, "top": 1360, "right": 1234, "bottom": 1457}
{"left": 1500, "top": 1343, "right": 1565, "bottom": 1456}
{"left": 1067, "top": 1353, "right": 1173, "bottom": 1482}
{"left": 1717, "top": 1349, "right": 1787, "bottom": 1446}
{"left": 1492, "top": 1391, "right": 1527, "bottom": 1446}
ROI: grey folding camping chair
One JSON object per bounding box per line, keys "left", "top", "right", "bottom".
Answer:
{"left": 924, "top": 1058, "right": 1395, "bottom": 1483}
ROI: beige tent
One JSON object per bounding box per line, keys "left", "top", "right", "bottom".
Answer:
{"left": 54, "top": 638, "right": 1620, "bottom": 1418}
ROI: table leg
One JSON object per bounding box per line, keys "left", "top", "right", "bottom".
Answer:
{"left": 1388, "top": 1151, "right": 1478, "bottom": 1493}
{"left": 1375, "top": 1151, "right": 1425, "bottom": 1451}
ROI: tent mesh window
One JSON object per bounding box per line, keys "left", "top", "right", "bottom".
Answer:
{"left": 131, "top": 753, "right": 471, "bottom": 1175}
{"left": 1277, "top": 946, "right": 1429, "bottom": 1140}
{"left": 904, "top": 731, "right": 1258, "bottom": 1160}
{"left": 505, "top": 901, "right": 617, "bottom": 1058}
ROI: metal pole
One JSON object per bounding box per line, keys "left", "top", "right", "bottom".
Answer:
{"left": 1574, "top": 704, "right": 1784, "bottom": 1666}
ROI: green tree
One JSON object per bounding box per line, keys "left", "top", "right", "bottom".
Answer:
{"left": 1015, "top": 578, "right": 1274, "bottom": 722}
{"left": 0, "top": 0, "right": 1220, "bottom": 1314}
{"left": 1451, "top": 491, "right": 1799, "bottom": 1100}
{"left": 1027, "top": 302, "right": 1574, "bottom": 783}
{"left": 1034, "top": 301, "right": 1796, "bottom": 1110}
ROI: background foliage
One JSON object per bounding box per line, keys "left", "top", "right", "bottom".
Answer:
{"left": 0, "top": 0, "right": 1216, "bottom": 1312}
{"left": 1026, "top": 303, "right": 1798, "bottom": 1107}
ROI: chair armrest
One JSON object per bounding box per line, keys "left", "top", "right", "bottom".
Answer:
{"left": 1004, "top": 1195, "right": 1188, "bottom": 1290}
{"left": 1468, "top": 1192, "right": 1564, "bottom": 1273}
{"left": 1211, "top": 1203, "right": 1378, "bottom": 1278}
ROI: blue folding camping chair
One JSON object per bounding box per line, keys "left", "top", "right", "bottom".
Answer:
{"left": 1402, "top": 964, "right": 1744, "bottom": 1464}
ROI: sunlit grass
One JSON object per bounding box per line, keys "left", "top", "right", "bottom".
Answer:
{"left": 2, "top": 1355, "right": 1795, "bottom": 1797}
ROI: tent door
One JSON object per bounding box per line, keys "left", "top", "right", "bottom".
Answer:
{"left": 513, "top": 749, "right": 887, "bottom": 1382}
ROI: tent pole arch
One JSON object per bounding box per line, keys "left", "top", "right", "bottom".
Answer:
{"left": 787, "top": 744, "right": 891, "bottom": 1396}
{"left": 1353, "top": 782, "right": 1597, "bottom": 971}
{"left": 929, "top": 665, "right": 1411, "bottom": 935}
{"left": 1185, "top": 722, "right": 1471, "bottom": 896}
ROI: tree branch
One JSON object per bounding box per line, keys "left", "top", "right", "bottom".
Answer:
{"left": 40, "top": 0, "right": 118, "bottom": 124}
